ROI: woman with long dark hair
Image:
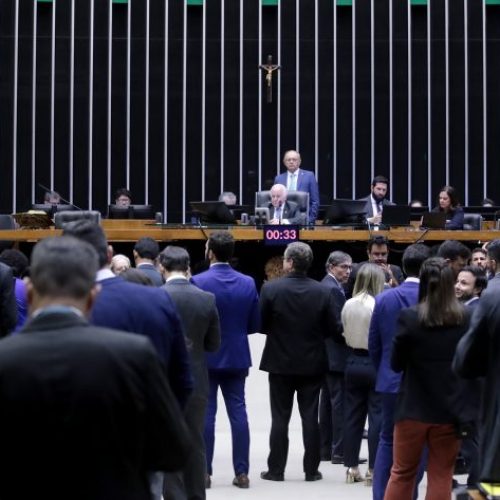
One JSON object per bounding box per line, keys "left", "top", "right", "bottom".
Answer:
{"left": 384, "top": 257, "right": 472, "bottom": 499}
{"left": 432, "top": 185, "right": 464, "bottom": 230}
{"left": 341, "top": 263, "right": 385, "bottom": 486}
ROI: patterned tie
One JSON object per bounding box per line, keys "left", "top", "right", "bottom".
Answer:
{"left": 289, "top": 173, "right": 297, "bottom": 191}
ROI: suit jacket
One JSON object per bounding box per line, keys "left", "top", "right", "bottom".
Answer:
{"left": 359, "top": 195, "right": 394, "bottom": 219}
{"left": 259, "top": 272, "right": 337, "bottom": 375}
{"left": 392, "top": 306, "right": 472, "bottom": 425}
{"left": 91, "top": 276, "right": 193, "bottom": 406}
{"left": 0, "top": 262, "right": 17, "bottom": 337}
{"left": 321, "top": 274, "right": 349, "bottom": 372}
{"left": 267, "top": 200, "right": 301, "bottom": 224}
{"left": 368, "top": 279, "right": 419, "bottom": 393}
{"left": 163, "top": 278, "right": 221, "bottom": 396}
{"left": 0, "top": 311, "right": 191, "bottom": 500}
{"left": 137, "top": 263, "right": 164, "bottom": 286}
{"left": 191, "top": 264, "right": 260, "bottom": 371}
{"left": 453, "top": 274, "right": 500, "bottom": 482}
{"left": 274, "top": 169, "right": 320, "bottom": 223}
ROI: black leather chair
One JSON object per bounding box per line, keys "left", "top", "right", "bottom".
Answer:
{"left": 54, "top": 210, "right": 101, "bottom": 229}
{"left": 255, "top": 190, "right": 310, "bottom": 224}
{"left": 463, "top": 213, "right": 482, "bottom": 231}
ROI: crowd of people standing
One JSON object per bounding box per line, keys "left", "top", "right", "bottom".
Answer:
{"left": 0, "top": 218, "right": 499, "bottom": 499}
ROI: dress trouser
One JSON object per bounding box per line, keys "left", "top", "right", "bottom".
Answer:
{"left": 204, "top": 369, "right": 250, "bottom": 476}
{"left": 343, "top": 352, "right": 381, "bottom": 469}
{"left": 373, "top": 393, "right": 426, "bottom": 500}
{"left": 319, "top": 372, "right": 345, "bottom": 459}
{"left": 164, "top": 394, "right": 208, "bottom": 500}
{"left": 267, "top": 373, "right": 324, "bottom": 475}
{"left": 384, "top": 420, "right": 460, "bottom": 500}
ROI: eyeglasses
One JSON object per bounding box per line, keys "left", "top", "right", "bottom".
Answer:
{"left": 335, "top": 264, "right": 352, "bottom": 270}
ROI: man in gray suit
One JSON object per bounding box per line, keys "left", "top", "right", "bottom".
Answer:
{"left": 159, "top": 246, "right": 221, "bottom": 500}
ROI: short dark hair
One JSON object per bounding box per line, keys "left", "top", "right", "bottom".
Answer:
{"left": 418, "top": 257, "right": 464, "bottom": 327}
{"left": 371, "top": 175, "right": 389, "bottom": 187}
{"left": 481, "top": 198, "right": 495, "bottom": 206}
{"left": 284, "top": 242, "right": 313, "bottom": 274}
{"left": 402, "top": 243, "right": 431, "bottom": 277}
{"left": 120, "top": 268, "right": 154, "bottom": 286}
{"left": 471, "top": 247, "right": 486, "bottom": 257}
{"left": 134, "top": 237, "right": 160, "bottom": 260}
{"left": 437, "top": 240, "right": 471, "bottom": 262}
{"left": 0, "top": 249, "right": 29, "bottom": 278}
{"left": 114, "top": 188, "right": 132, "bottom": 202}
{"left": 62, "top": 220, "right": 108, "bottom": 268}
{"left": 460, "top": 265, "right": 488, "bottom": 295}
{"left": 30, "top": 236, "right": 98, "bottom": 299}
{"left": 367, "top": 235, "right": 389, "bottom": 253}
{"left": 325, "top": 250, "right": 351, "bottom": 271}
{"left": 437, "top": 185, "right": 460, "bottom": 208}
{"left": 159, "top": 246, "right": 190, "bottom": 272}
{"left": 487, "top": 239, "right": 500, "bottom": 264}
{"left": 207, "top": 231, "right": 235, "bottom": 262}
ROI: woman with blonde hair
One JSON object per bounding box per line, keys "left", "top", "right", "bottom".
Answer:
{"left": 341, "top": 263, "right": 385, "bottom": 485}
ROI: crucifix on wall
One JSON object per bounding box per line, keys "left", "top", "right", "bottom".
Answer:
{"left": 259, "top": 55, "right": 280, "bottom": 103}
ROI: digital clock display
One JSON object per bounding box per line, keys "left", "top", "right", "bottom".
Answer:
{"left": 263, "top": 225, "right": 300, "bottom": 246}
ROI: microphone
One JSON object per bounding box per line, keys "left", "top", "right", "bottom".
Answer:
{"left": 37, "top": 183, "right": 83, "bottom": 211}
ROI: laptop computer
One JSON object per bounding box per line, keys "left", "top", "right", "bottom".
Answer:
{"left": 421, "top": 211, "right": 447, "bottom": 229}
{"left": 382, "top": 205, "right": 411, "bottom": 226}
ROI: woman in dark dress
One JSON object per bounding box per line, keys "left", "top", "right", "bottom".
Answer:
{"left": 384, "top": 257, "right": 472, "bottom": 500}
{"left": 432, "top": 185, "right": 464, "bottom": 230}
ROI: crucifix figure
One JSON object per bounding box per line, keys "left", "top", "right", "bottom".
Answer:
{"left": 259, "top": 55, "right": 280, "bottom": 103}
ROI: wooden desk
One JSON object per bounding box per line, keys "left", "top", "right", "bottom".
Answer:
{"left": 1, "top": 222, "right": 499, "bottom": 243}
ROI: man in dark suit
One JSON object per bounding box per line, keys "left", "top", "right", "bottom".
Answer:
{"left": 264, "top": 183, "right": 301, "bottom": 225}
{"left": 319, "top": 250, "right": 352, "bottom": 463}
{"left": 359, "top": 175, "right": 394, "bottom": 227}
{"left": 259, "top": 242, "right": 337, "bottom": 482}
{"left": 274, "top": 150, "right": 320, "bottom": 224}
{"left": 368, "top": 243, "right": 430, "bottom": 500}
{"left": 453, "top": 239, "right": 500, "bottom": 491}
{"left": 160, "top": 245, "right": 221, "bottom": 500}
{"left": 62, "top": 221, "right": 192, "bottom": 408}
{"left": 0, "top": 261, "right": 17, "bottom": 337}
{"left": 133, "top": 236, "right": 164, "bottom": 286}
{"left": 191, "top": 231, "right": 260, "bottom": 489}
{"left": 0, "top": 236, "right": 190, "bottom": 500}
{"left": 346, "top": 235, "right": 404, "bottom": 298}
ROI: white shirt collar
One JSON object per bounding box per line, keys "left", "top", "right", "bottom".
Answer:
{"left": 96, "top": 268, "right": 115, "bottom": 282}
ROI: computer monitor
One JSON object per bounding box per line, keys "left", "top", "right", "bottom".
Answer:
{"left": 108, "top": 204, "right": 154, "bottom": 219}
{"left": 382, "top": 205, "right": 411, "bottom": 226}
{"left": 31, "top": 204, "right": 75, "bottom": 217}
{"left": 189, "top": 201, "right": 236, "bottom": 224}
{"left": 410, "top": 205, "right": 430, "bottom": 221}
{"left": 323, "top": 199, "right": 367, "bottom": 226}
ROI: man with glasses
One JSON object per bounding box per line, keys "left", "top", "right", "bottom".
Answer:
{"left": 319, "top": 251, "right": 353, "bottom": 464}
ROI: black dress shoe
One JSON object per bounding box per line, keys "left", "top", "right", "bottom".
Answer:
{"left": 305, "top": 471, "right": 323, "bottom": 481}
{"left": 260, "top": 471, "right": 284, "bottom": 481}
{"left": 232, "top": 473, "right": 250, "bottom": 488}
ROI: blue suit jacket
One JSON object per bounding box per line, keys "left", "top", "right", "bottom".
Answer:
{"left": 191, "top": 264, "right": 260, "bottom": 371}
{"left": 274, "top": 169, "right": 320, "bottom": 223}
{"left": 91, "top": 276, "right": 193, "bottom": 406}
{"left": 368, "top": 280, "right": 419, "bottom": 393}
